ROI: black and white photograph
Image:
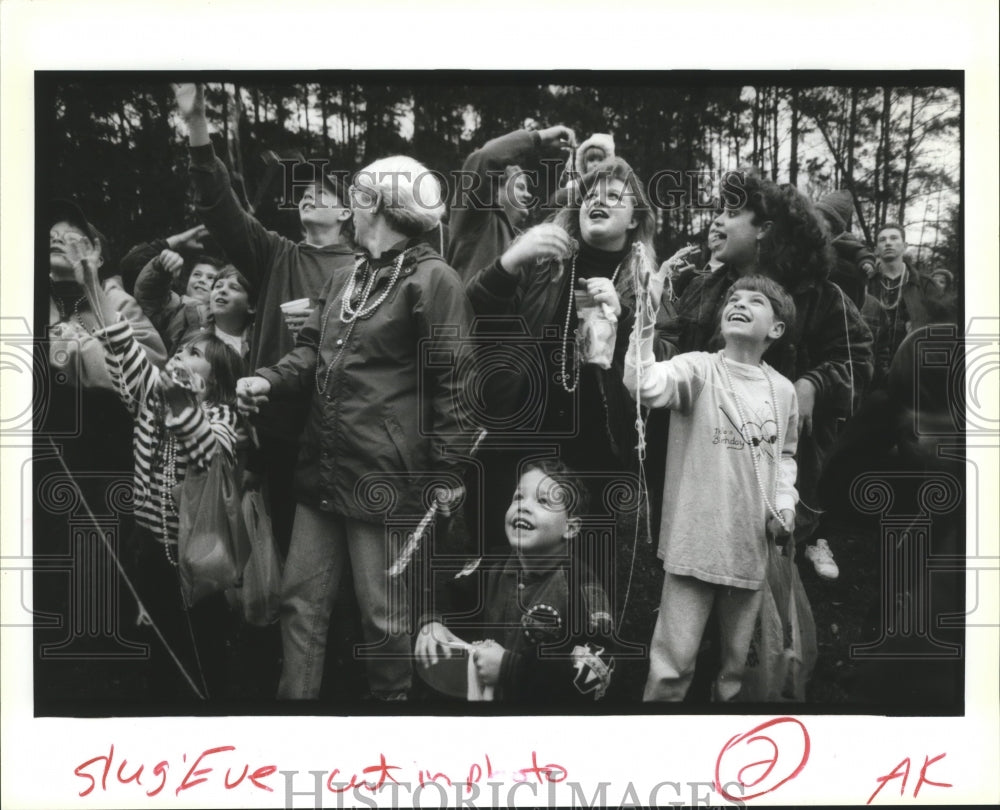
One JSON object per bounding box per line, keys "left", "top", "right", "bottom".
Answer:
{"left": 2, "top": 2, "right": 997, "bottom": 808}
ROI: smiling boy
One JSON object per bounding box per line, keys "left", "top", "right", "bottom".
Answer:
{"left": 625, "top": 275, "right": 800, "bottom": 702}
{"left": 415, "top": 459, "right": 616, "bottom": 703}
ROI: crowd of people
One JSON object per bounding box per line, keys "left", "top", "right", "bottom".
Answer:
{"left": 39, "top": 83, "right": 959, "bottom": 707}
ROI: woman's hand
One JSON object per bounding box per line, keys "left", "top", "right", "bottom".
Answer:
{"left": 236, "top": 376, "right": 271, "bottom": 416}
{"left": 62, "top": 234, "right": 102, "bottom": 288}
{"left": 500, "top": 224, "right": 573, "bottom": 275}
{"left": 578, "top": 276, "right": 621, "bottom": 319}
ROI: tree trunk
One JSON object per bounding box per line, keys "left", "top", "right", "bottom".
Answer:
{"left": 320, "top": 87, "right": 329, "bottom": 152}
{"left": 878, "top": 87, "right": 892, "bottom": 229}
{"left": 846, "top": 87, "right": 858, "bottom": 191}
{"left": 751, "top": 86, "right": 760, "bottom": 166}
{"left": 789, "top": 87, "right": 799, "bottom": 186}
{"left": 897, "top": 90, "right": 917, "bottom": 225}
{"left": 771, "top": 87, "right": 780, "bottom": 181}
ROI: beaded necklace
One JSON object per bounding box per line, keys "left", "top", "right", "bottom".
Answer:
{"left": 558, "top": 252, "right": 623, "bottom": 393}
{"left": 717, "top": 351, "right": 786, "bottom": 530}
{"left": 153, "top": 410, "right": 180, "bottom": 567}
{"left": 877, "top": 273, "right": 904, "bottom": 311}
{"left": 315, "top": 248, "right": 413, "bottom": 397}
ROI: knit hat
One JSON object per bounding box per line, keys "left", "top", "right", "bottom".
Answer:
{"left": 575, "top": 133, "right": 615, "bottom": 176}
{"left": 815, "top": 189, "right": 854, "bottom": 234}
{"left": 931, "top": 268, "right": 954, "bottom": 284}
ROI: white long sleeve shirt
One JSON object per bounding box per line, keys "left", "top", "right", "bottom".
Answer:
{"left": 626, "top": 347, "right": 799, "bottom": 589}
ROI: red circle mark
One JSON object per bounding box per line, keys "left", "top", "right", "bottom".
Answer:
{"left": 714, "top": 717, "right": 810, "bottom": 802}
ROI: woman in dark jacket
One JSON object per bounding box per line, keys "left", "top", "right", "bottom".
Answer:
{"left": 464, "top": 157, "right": 657, "bottom": 559}
{"left": 238, "top": 156, "right": 476, "bottom": 700}
{"left": 655, "top": 171, "right": 873, "bottom": 575}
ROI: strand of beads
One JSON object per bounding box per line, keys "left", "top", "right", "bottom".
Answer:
{"left": 157, "top": 431, "right": 179, "bottom": 568}
{"left": 559, "top": 253, "right": 623, "bottom": 393}
{"left": 316, "top": 249, "right": 412, "bottom": 396}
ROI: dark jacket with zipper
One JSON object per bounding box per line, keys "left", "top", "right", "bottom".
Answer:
{"left": 257, "top": 239, "right": 476, "bottom": 522}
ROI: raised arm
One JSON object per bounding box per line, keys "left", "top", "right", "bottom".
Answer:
{"left": 174, "top": 83, "right": 280, "bottom": 289}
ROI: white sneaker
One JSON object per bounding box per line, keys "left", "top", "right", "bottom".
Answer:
{"left": 805, "top": 538, "right": 840, "bottom": 580}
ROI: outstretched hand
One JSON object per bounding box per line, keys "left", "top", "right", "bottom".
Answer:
{"left": 62, "top": 234, "right": 102, "bottom": 288}
{"left": 172, "top": 83, "right": 205, "bottom": 121}
{"left": 166, "top": 223, "right": 209, "bottom": 253}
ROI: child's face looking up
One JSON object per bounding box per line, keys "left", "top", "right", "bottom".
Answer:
{"left": 505, "top": 468, "right": 580, "bottom": 556}
{"left": 720, "top": 288, "right": 784, "bottom": 346}
{"left": 165, "top": 341, "right": 212, "bottom": 399}
{"left": 186, "top": 263, "right": 219, "bottom": 302}
{"left": 210, "top": 275, "right": 251, "bottom": 320}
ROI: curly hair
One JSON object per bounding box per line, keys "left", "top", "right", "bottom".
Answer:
{"left": 722, "top": 170, "right": 835, "bottom": 287}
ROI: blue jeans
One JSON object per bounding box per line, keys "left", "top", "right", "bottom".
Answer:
{"left": 276, "top": 503, "right": 412, "bottom": 699}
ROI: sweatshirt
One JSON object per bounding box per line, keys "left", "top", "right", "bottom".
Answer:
{"left": 625, "top": 347, "right": 798, "bottom": 589}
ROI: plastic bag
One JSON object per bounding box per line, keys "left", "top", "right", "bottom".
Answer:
{"left": 240, "top": 489, "right": 284, "bottom": 626}
{"left": 575, "top": 291, "right": 617, "bottom": 369}
{"left": 175, "top": 451, "right": 249, "bottom": 607}
{"left": 739, "top": 541, "right": 818, "bottom": 702}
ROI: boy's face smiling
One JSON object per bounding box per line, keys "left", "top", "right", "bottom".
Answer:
{"left": 186, "top": 262, "right": 219, "bottom": 301}
{"left": 505, "top": 468, "right": 580, "bottom": 557}
{"left": 720, "top": 287, "right": 785, "bottom": 346}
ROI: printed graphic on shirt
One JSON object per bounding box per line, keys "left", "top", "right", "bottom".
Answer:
{"left": 715, "top": 402, "right": 779, "bottom": 462}
{"left": 571, "top": 643, "right": 614, "bottom": 700}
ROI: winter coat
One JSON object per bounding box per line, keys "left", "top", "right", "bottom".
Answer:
{"left": 863, "top": 263, "right": 944, "bottom": 386}
{"left": 47, "top": 282, "right": 167, "bottom": 390}
{"left": 464, "top": 242, "right": 640, "bottom": 471}
{"left": 257, "top": 239, "right": 477, "bottom": 522}
{"left": 188, "top": 143, "right": 356, "bottom": 441}
{"left": 447, "top": 129, "right": 542, "bottom": 280}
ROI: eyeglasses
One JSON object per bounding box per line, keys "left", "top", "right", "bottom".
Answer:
{"left": 348, "top": 182, "right": 380, "bottom": 210}
{"left": 50, "top": 229, "right": 93, "bottom": 249}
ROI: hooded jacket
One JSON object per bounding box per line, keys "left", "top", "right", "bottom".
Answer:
{"left": 257, "top": 240, "right": 477, "bottom": 521}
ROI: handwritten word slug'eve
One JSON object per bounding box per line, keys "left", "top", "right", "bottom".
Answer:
{"left": 73, "top": 746, "right": 566, "bottom": 798}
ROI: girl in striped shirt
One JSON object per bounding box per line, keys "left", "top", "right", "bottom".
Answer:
{"left": 71, "top": 235, "right": 245, "bottom": 701}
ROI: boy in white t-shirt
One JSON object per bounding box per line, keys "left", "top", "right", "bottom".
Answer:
{"left": 625, "top": 274, "right": 800, "bottom": 702}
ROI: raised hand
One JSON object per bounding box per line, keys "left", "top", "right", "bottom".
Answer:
{"left": 156, "top": 249, "right": 185, "bottom": 279}
{"left": 62, "top": 233, "right": 102, "bottom": 287}
{"left": 500, "top": 223, "right": 575, "bottom": 275}
{"left": 172, "top": 83, "right": 205, "bottom": 121}
{"left": 166, "top": 223, "right": 209, "bottom": 253}
{"left": 537, "top": 124, "right": 577, "bottom": 151}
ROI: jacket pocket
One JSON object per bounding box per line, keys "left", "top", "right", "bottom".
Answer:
{"left": 383, "top": 416, "right": 413, "bottom": 473}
